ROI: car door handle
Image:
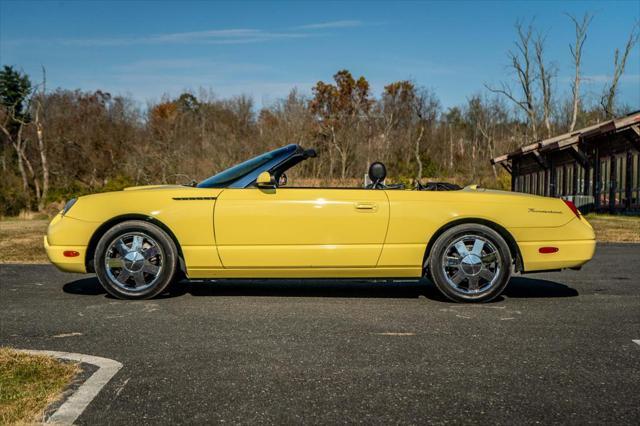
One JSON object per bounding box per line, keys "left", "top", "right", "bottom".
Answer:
{"left": 355, "top": 202, "right": 377, "bottom": 211}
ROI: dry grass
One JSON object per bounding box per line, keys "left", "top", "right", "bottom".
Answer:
{"left": 0, "top": 213, "right": 638, "bottom": 265}
{"left": 0, "top": 348, "right": 78, "bottom": 425}
{"left": 0, "top": 219, "right": 49, "bottom": 263}
{"left": 584, "top": 214, "right": 640, "bottom": 243}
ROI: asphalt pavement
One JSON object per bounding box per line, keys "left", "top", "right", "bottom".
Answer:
{"left": 1, "top": 243, "right": 639, "bottom": 424}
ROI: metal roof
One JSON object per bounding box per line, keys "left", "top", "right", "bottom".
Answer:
{"left": 491, "top": 110, "right": 640, "bottom": 165}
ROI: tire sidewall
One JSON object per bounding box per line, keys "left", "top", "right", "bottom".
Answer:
{"left": 429, "top": 224, "right": 512, "bottom": 303}
{"left": 94, "top": 220, "right": 178, "bottom": 300}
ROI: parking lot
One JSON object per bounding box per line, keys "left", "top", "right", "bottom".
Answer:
{"left": 1, "top": 243, "right": 639, "bottom": 424}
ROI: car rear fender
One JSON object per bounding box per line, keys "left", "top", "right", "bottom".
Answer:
{"left": 423, "top": 218, "right": 523, "bottom": 273}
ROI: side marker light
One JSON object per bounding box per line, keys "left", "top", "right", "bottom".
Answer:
{"left": 539, "top": 247, "right": 559, "bottom": 254}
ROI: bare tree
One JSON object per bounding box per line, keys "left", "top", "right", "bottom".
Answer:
{"left": 0, "top": 108, "right": 29, "bottom": 192}
{"left": 0, "top": 111, "right": 42, "bottom": 205}
{"left": 534, "top": 33, "right": 555, "bottom": 138}
{"left": 34, "top": 66, "right": 50, "bottom": 210}
{"left": 567, "top": 13, "right": 592, "bottom": 131}
{"left": 487, "top": 22, "right": 538, "bottom": 140}
{"left": 413, "top": 90, "right": 439, "bottom": 181}
{"left": 601, "top": 21, "right": 639, "bottom": 118}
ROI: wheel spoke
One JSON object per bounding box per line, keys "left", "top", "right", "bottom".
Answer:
{"left": 444, "top": 256, "right": 461, "bottom": 267}
{"left": 479, "top": 268, "right": 495, "bottom": 282}
{"left": 471, "top": 239, "right": 485, "bottom": 256}
{"left": 143, "top": 246, "right": 159, "bottom": 260}
{"left": 481, "top": 252, "right": 497, "bottom": 264}
{"left": 131, "top": 235, "right": 143, "bottom": 252}
{"left": 450, "top": 270, "right": 466, "bottom": 285}
{"left": 115, "top": 239, "right": 129, "bottom": 256}
{"left": 116, "top": 269, "right": 131, "bottom": 284}
{"left": 468, "top": 276, "right": 480, "bottom": 291}
{"left": 142, "top": 262, "right": 159, "bottom": 275}
{"left": 132, "top": 271, "right": 146, "bottom": 287}
{"left": 107, "top": 258, "right": 124, "bottom": 268}
{"left": 454, "top": 241, "right": 469, "bottom": 257}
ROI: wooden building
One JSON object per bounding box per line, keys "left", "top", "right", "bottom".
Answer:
{"left": 491, "top": 111, "right": 640, "bottom": 214}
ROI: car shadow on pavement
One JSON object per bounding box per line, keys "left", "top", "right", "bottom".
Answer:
{"left": 62, "top": 275, "right": 578, "bottom": 302}
{"left": 503, "top": 276, "right": 579, "bottom": 298}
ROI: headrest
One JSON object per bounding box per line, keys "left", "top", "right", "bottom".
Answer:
{"left": 368, "top": 162, "right": 387, "bottom": 182}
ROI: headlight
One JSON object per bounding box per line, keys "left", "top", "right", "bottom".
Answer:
{"left": 61, "top": 198, "right": 77, "bottom": 216}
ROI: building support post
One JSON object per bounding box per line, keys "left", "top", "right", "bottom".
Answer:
{"left": 609, "top": 156, "right": 616, "bottom": 213}
{"left": 626, "top": 150, "right": 633, "bottom": 210}
{"left": 549, "top": 158, "right": 556, "bottom": 197}
{"left": 584, "top": 150, "right": 591, "bottom": 197}
{"left": 594, "top": 147, "right": 600, "bottom": 211}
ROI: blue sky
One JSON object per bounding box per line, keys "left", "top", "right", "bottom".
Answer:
{"left": 1, "top": 0, "right": 639, "bottom": 110}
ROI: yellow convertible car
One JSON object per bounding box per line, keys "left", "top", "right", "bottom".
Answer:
{"left": 45, "top": 144, "right": 595, "bottom": 302}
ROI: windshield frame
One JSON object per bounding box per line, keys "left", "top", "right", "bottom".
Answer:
{"left": 196, "top": 144, "right": 299, "bottom": 188}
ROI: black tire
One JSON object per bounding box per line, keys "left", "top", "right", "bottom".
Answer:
{"left": 94, "top": 220, "right": 178, "bottom": 300}
{"left": 428, "top": 224, "right": 512, "bottom": 303}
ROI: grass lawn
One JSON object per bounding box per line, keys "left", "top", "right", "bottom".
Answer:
{"left": 0, "top": 214, "right": 638, "bottom": 264}
{"left": 584, "top": 214, "right": 640, "bottom": 243}
{"left": 0, "top": 219, "right": 49, "bottom": 263}
{"left": 0, "top": 348, "right": 78, "bottom": 424}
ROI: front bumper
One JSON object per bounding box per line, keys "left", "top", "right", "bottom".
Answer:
{"left": 44, "top": 213, "right": 97, "bottom": 273}
{"left": 44, "top": 235, "right": 87, "bottom": 273}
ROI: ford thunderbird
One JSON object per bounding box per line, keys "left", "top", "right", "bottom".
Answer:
{"left": 45, "top": 144, "right": 596, "bottom": 302}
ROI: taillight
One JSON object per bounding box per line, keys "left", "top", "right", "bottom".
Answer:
{"left": 563, "top": 200, "right": 581, "bottom": 218}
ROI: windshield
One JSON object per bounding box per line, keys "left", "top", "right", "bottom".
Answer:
{"left": 197, "top": 145, "right": 296, "bottom": 188}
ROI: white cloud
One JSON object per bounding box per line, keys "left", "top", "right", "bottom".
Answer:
{"left": 583, "top": 74, "right": 640, "bottom": 84}
{"left": 5, "top": 20, "right": 368, "bottom": 48}
{"left": 58, "top": 28, "right": 309, "bottom": 47}
{"left": 113, "top": 59, "right": 273, "bottom": 74}
{"left": 294, "top": 20, "right": 363, "bottom": 30}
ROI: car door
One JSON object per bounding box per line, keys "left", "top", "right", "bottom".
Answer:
{"left": 214, "top": 188, "right": 389, "bottom": 268}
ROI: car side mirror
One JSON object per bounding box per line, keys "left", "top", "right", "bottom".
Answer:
{"left": 256, "top": 171, "right": 276, "bottom": 188}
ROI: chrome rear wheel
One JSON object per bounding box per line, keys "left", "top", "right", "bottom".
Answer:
{"left": 441, "top": 235, "right": 501, "bottom": 295}
{"left": 428, "top": 224, "right": 512, "bottom": 303}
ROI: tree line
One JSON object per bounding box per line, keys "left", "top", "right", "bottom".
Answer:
{"left": 1, "top": 14, "right": 638, "bottom": 216}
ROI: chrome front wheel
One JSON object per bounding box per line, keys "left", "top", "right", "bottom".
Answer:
{"left": 104, "top": 232, "right": 164, "bottom": 293}
{"left": 94, "top": 221, "right": 178, "bottom": 300}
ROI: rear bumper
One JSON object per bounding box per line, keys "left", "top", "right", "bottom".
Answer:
{"left": 44, "top": 235, "right": 87, "bottom": 273}
{"left": 519, "top": 239, "right": 596, "bottom": 272}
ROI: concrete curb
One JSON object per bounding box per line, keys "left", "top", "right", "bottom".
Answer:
{"left": 18, "top": 350, "right": 122, "bottom": 425}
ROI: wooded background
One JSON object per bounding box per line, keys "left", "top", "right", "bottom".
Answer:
{"left": 1, "top": 16, "right": 638, "bottom": 216}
